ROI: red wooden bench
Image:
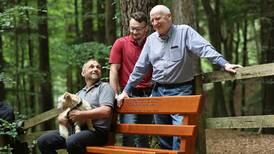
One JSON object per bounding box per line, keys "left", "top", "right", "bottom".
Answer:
{"left": 86, "top": 95, "right": 202, "bottom": 154}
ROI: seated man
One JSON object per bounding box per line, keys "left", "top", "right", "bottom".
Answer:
{"left": 37, "top": 59, "right": 115, "bottom": 154}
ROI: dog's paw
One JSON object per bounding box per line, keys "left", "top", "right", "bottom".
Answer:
{"left": 59, "top": 125, "right": 69, "bottom": 139}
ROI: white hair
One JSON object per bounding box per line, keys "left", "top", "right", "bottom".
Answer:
{"left": 150, "top": 5, "right": 171, "bottom": 15}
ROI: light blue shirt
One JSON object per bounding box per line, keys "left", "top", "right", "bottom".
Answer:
{"left": 124, "top": 25, "right": 228, "bottom": 93}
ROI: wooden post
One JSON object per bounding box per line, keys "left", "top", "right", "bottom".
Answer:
{"left": 194, "top": 75, "right": 206, "bottom": 154}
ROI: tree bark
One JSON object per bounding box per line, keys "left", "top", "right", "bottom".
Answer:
{"left": 241, "top": 17, "right": 248, "bottom": 116}
{"left": 105, "top": 0, "right": 116, "bottom": 45}
{"left": 38, "top": 0, "right": 54, "bottom": 130}
{"left": 119, "top": 0, "right": 158, "bottom": 36}
{"left": 202, "top": 0, "right": 228, "bottom": 117}
{"left": 96, "top": 0, "right": 105, "bottom": 43}
{"left": 261, "top": 0, "right": 274, "bottom": 133}
{"left": 82, "top": 0, "right": 93, "bottom": 42}
{"left": 0, "top": 4, "right": 4, "bottom": 101}
{"left": 172, "top": 1, "right": 205, "bottom": 153}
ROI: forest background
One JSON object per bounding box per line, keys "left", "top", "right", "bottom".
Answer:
{"left": 0, "top": 0, "right": 273, "bottom": 136}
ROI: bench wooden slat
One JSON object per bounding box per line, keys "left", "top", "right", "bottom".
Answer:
{"left": 105, "top": 146, "right": 185, "bottom": 154}
{"left": 118, "top": 95, "right": 202, "bottom": 114}
{"left": 116, "top": 124, "right": 195, "bottom": 137}
{"left": 86, "top": 146, "right": 168, "bottom": 154}
{"left": 87, "top": 146, "right": 185, "bottom": 154}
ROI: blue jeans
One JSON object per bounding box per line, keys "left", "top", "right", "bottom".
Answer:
{"left": 152, "top": 82, "right": 193, "bottom": 150}
{"left": 120, "top": 88, "right": 153, "bottom": 147}
{"left": 37, "top": 129, "right": 107, "bottom": 154}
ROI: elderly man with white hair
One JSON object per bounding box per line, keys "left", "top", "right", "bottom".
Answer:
{"left": 117, "top": 5, "right": 242, "bottom": 150}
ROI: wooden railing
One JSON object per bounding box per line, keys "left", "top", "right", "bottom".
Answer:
{"left": 18, "top": 63, "right": 274, "bottom": 151}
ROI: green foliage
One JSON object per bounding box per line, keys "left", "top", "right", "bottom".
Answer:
{"left": 0, "top": 72, "right": 14, "bottom": 84}
{"left": 71, "top": 42, "right": 109, "bottom": 66}
{"left": 54, "top": 41, "right": 110, "bottom": 69}
{"left": 0, "top": 112, "right": 26, "bottom": 153}
{"left": 0, "top": 144, "right": 13, "bottom": 154}
{"left": 0, "top": 119, "right": 17, "bottom": 138}
{"left": 0, "top": 6, "right": 36, "bottom": 31}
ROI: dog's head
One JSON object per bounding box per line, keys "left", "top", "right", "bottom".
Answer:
{"left": 57, "top": 92, "right": 81, "bottom": 110}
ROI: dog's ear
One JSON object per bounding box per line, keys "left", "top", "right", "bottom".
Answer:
{"left": 57, "top": 94, "right": 65, "bottom": 110}
{"left": 64, "top": 92, "right": 73, "bottom": 101}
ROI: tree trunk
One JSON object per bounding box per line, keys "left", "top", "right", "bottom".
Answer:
{"left": 82, "top": 0, "right": 93, "bottom": 42}
{"left": 223, "top": 20, "right": 236, "bottom": 116}
{"left": 14, "top": 14, "right": 21, "bottom": 112}
{"left": 0, "top": 40, "right": 4, "bottom": 101}
{"left": 241, "top": 17, "right": 248, "bottom": 116}
{"left": 172, "top": 0, "right": 201, "bottom": 80}
{"left": 0, "top": 4, "right": 4, "bottom": 101}
{"left": 96, "top": 0, "right": 105, "bottom": 43}
{"left": 38, "top": 0, "right": 54, "bottom": 130}
{"left": 261, "top": 0, "right": 274, "bottom": 133}
{"left": 119, "top": 0, "right": 158, "bottom": 36}
{"left": 105, "top": 0, "right": 116, "bottom": 45}
{"left": 201, "top": 0, "right": 228, "bottom": 117}
{"left": 172, "top": 1, "right": 205, "bottom": 153}
{"left": 25, "top": 6, "right": 37, "bottom": 132}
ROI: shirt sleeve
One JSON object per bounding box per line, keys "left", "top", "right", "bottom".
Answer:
{"left": 185, "top": 25, "right": 229, "bottom": 67}
{"left": 123, "top": 40, "right": 151, "bottom": 93}
{"left": 98, "top": 83, "right": 115, "bottom": 108}
{"left": 109, "top": 38, "right": 123, "bottom": 64}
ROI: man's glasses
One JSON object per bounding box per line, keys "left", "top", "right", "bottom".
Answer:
{"left": 129, "top": 25, "right": 146, "bottom": 32}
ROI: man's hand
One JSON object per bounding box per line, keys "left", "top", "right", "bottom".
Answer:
{"left": 58, "top": 110, "right": 69, "bottom": 126}
{"left": 116, "top": 91, "right": 129, "bottom": 108}
{"left": 68, "top": 110, "right": 83, "bottom": 122}
{"left": 224, "top": 63, "right": 243, "bottom": 73}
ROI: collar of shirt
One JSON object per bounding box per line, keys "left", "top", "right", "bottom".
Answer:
{"left": 158, "top": 25, "right": 174, "bottom": 41}
{"left": 82, "top": 80, "right": 101, "bottom": 92}
{"left": 129, "top": 35, "right": 146, "bottom": 47}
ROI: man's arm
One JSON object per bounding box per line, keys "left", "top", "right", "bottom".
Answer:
{"left": 185, "top": 25, "right": 242, "bottom": 73}
{"left": 109, "top": 64, "right": 121, "bottom": 95}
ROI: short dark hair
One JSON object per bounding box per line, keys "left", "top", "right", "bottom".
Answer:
{"left": 131, "top": 11, "right": 148, "bottom": 25}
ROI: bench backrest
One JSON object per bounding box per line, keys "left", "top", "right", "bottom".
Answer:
{"left": 109, "top": 95, "right": 202, "bottom": 153}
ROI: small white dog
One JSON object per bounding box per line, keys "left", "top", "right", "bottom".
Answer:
{"left": 57, "top": 92, "right": 95, "bottom": 139}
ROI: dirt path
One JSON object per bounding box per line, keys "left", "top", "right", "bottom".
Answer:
{"left": 206, "top": 129, "right": 274, "bottom": 154}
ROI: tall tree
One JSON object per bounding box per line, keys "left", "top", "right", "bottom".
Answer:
{"left": 38, "top": 0, "right": 54, "bottom": 129}
{"left": 119, "top": 0, "right": 158, "bottom": 36}
{"left": 201, "top": 0, "right": 228, "bottom": 117}
{"left": 172, "top": 0, "right": 201, "bottom": 83}
{"left": 96, "top": 1, "right": 106, "bottom": 43}
{"left": 261, "top": 0, "right": 274, "bottom": 133}
{"left": 82, "top": 0, "right": 93, "bottom": 42}
{"left": 172, "top": 1, "right": 205, "bottom": 153}
{"left": 105, "top": 0, "right": 116, "bottom": 45}
{"left": 0, "top": 3, "right": 4, "bottom": 101}
{"left": 241, "top": 16, "right": 248, "bottom": 116}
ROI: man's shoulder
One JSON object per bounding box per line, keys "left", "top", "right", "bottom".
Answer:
{"left": 98, "top": 82, "right": 113, "bottom": 90}
{"left": 174, "top": 24, "right": 193, "bottom": 31}
{"left": 147, "top": 32, "right": 159, "bottom": 40}
{"left": 115, "top": 35, "right": 130, "bottom": 43}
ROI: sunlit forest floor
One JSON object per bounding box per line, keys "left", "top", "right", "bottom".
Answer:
{"left": 206, "top": 129, "right": 274, "bottom": 154}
